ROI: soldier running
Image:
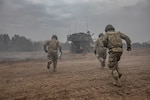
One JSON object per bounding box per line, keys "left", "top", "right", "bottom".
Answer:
{"left": 94, "top": 33, "right": 107, "bottom": 68}
{"left": 44, "top": 35, "right": 62, "bottom": 72}
{"left": 103, "top": 24, "right": 131, "bottom": 87}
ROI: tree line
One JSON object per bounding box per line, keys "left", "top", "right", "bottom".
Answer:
{"left": 131, "top": 42, "right": 150, "bottom": 48}
{"left": 123, "top": 42, "right": 150, "bottom": 48}
{"left": 0, "top": 34, "right": 43, "bottom": 52}
{"left": 0, "top": 34, "right": 150, "bottom": 52}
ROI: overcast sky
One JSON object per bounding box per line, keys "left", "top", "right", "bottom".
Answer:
{"left": 0, "top": 0, "right": 150, "bottom": 43}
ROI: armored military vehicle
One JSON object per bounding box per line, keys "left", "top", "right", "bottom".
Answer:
{"left": 67, "top": 31, "right": 94, "bottom": 53}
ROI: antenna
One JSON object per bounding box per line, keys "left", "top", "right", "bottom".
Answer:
{"left": 86, "top": 15, "right": 89, "bottom": 31}
{"left": 69, "top": 29, "right": 71, "bottom": 34}
{"left": 86, "top": 2, "right": 90, "bottom": 32}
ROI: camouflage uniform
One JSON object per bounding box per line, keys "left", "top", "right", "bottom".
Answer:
{"left": 44, "top": 35, "right": 62, "bottom": 72}
{"left": 94, "top": 33, "right": 107, "bottom": 68}
{"left": 103, "top": 24, "right": 131, "bottom": 86}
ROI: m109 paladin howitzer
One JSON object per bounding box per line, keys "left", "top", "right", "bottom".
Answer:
{"left": 67, "top": 32, "right": 94, "bottom": 53}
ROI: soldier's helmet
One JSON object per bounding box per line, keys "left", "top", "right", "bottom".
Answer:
{"left": 105, "top": 24, "right": 115, "bottom": 32}
{"left": 52, "top": 35, "right": 58, "bottom": 40}
{"left": 99, "top": 33, "right": 103, "bottom": 37}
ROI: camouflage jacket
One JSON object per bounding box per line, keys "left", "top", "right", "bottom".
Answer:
{"left": 103, "top": 31, "right": 131, "bottom": 52}
{"left": 95, "top": 36, "right": 107, "bottom": 52}
{"left": 44, "top": 38, "right": 62, "bottom": 53}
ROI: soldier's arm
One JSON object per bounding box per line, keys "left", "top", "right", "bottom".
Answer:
{"left": 44, "top": 41, "right": 49, "bottom": 53}
{"left": 57, "top": 41, "right": 62, "bottom": 59}
{"left": 58, "top": 41, "right": 62, "bottom": 53}
{"left": 102, "top": 33, "right": 108, "bottom": 48}
{"left": 94, "top": 39, "right": 99, "bottom": 51}
{"left": 94, "top": 39, "right": 99, "bottom": 55}
{"left": 120, "top": 32, "right": 131, "bottom": 50}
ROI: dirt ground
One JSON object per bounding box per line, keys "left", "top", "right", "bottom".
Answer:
{"left": 0, "top": 48, "right": 150, "bottom": 100}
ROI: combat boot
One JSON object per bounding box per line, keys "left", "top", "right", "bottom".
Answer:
{"left": 47, "top": 61, "right": 52, "bottom": 69}
{"left": 119, "top": 73, "right": 122, "bottom": 78}
{"left": 47, "top": 63, "right": 50, "bottom": 69}
{"left": 117, "top": 70, "right": 122, "bottom": 78}
{"left": 113, "top": 79, "right": 121, "bottom": 87}
{"left": 112, "top": 70, "right": 122, "bottom": 87}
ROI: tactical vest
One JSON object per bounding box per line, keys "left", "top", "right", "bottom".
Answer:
{"left": 48, "top": 39, "right": 58, "bottom": 52}
{"left": 107, "top": 32, "right": 123, "bottom": 52}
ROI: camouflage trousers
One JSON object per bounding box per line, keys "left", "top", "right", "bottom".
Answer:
{"left": 108, "top": 52, "right": 123, "bottom": 86}
{"left": 97, "top": 49, "right": 107, "bottom": 67}
{"left": 108, "top": 52, "right": 122, "bottom": 70}
{"left": 47, "top": 51, "right": 58, "bottom": 70}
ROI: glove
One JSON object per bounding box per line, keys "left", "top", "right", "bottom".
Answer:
{"left": 59, "top": 51, "right": 62, "bottom": 60}
{"left": 127, "top": 46, "right": 131, "bottom": 51}
{"left": 94, "top": 50, "right": 96, "bottom": 55}
{"left": 45, "top": 50, "right": 48, "bottom": 53}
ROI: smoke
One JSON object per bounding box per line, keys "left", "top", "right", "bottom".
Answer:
{"left": 0, "top": 52, "right": 47, "bottom": 62}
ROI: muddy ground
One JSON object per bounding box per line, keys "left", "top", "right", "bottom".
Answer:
{"left": 0, "top": 48, "right": 150, "bottom": 100}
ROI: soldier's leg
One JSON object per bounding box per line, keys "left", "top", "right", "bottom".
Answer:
{"left": 47, "top": 60, "right": 52, "bottom": 69}
{"left": 98, "top": 57, "right": 105, "bottom": 68}
{"left": 115, "top": 61, "right": 122, "bottom": 78}
{"left": 47, "top": 53, "right": 52, "bottom": 69}
{"left": 115, "top": 52, "right": 123, "bottom": 78}
{"left": 98, "top": 53, "right": 105, "bottom": 68}
{"left": 52, "top": 52, "right": 58, "bottom": 72}
{"left": 100, "top": 51, "right": 107, "bottom": 68}
{"left": 108, "top": 52, "right": 121, "bottom": 87}
{"left": 102, "top": 52, "right": 107, "bottom": 68}
{"left": 53, "top": 61, "right": 57, "bottom": 72}
{"left": 102, "top": 58, "right": 105, "bottom": 68}
{"left": 112, "top": 61, "right": 122, "bottom": 87}
{"left": 103, "top": 50, "right": 107, "bottom": 67}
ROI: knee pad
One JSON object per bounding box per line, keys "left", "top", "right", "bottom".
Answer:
{"left": 112, "top": 70, "right": 119, "bottom": 80}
